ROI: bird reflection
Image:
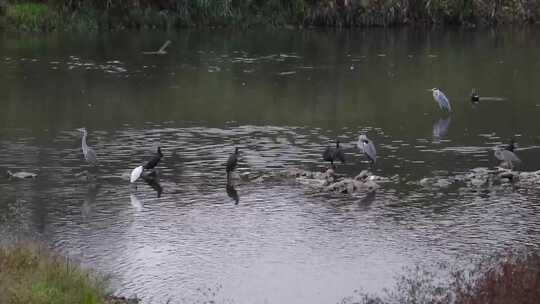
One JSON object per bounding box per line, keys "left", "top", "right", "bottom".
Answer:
{"left": 143, "top": 177, "right": 163, "bottom": 198}
{"left": 226, "top": 184, "right": 239, "bottom": 204}
{"left": 82, "top": 182, "right": 100, "bottom": 218}
{"left": 358, "top": 191, "right": 376, "bottom": 210}
{"left": 130, "top": 193, "right": 143, "bottom": 211}
{"left": 432, "top": 117, "right": 451, "bottom": 139}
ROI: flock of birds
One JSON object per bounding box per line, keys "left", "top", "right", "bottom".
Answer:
{"left": 76, "top": 127, "right": 239, "bottom": 185}
{"left": 72, "top": 87, "right": 521, "bottom": 193}
{"left": 321, "top": 88, "right": 521, "bottom": 170}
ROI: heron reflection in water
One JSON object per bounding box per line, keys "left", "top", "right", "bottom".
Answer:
{"left": 82, "top": 182, "right": 100, "bottom": 219}
{"left": 226, "top": 184, "right": 239, "bottom": 204}
{"left": 432, "top": 117, "right": 451, "bottom": 139}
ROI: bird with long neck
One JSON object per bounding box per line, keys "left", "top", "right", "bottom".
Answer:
{"left": 77, "top": 128, "right": 98, "bottom": 166}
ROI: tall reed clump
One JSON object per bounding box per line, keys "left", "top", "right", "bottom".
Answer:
{"left": 0, "top": 243, "right": 107, "bottom": 304}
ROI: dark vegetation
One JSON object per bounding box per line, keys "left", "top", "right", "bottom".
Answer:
{"left": 0, "top": 0, "right": 539, "bottom": 31}
{"left": 341, "top": 249, "right": 540, "bottom": 304}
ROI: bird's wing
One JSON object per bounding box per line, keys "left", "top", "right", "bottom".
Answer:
{"left": 86, "top": 148, "right": 98, "bottom": 164}
{"left": 336, "top": 149, "right": 346, "bottom": 163}
{"left": 144, "top": 155, "right": 161, "bottom": 170}
{"left": 505, "top": 151, "right": 522, "bottom": 163}
{"left": 435, "top": 91, "right": 452, "bottom": 111}
{"left": 322, "top": 147, "right": 333, "bottom": 161}
{"left": 364, "top": 142, "right": 377, "bottom": 162}
{"left": 130, "top": 166, "right": 143, "bottom": 183}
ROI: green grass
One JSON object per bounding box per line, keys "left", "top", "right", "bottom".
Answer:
{"left": 0, "top": 243, "right": 107, "bottom": 304}
{"left": 3, "top": 3, "right": 59, "bottom": 31}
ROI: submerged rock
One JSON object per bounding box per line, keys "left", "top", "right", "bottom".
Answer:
{"left": 283, "top": 168, "right": 381, "bottom": 194}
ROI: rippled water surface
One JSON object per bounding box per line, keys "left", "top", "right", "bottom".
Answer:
{"left": 1, "top": 28, "right": 540, "bottom": 303}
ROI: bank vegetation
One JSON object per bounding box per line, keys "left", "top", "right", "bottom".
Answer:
{"left": 0, "top": 0, "right": 539, "bottom": 31}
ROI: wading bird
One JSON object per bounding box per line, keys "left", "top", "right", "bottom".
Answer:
{"left": 323, "top": 140, "right": 346, "bottom": 169}
{"left": 130, "top": 147, "right": 163, "bottom": 183}
{"left": 78, "top": 128, "right": 98, "bottom": 166}
{"left": 494, "top": 147, "right": 521, "bottom": 169}
{"left": 429, "top": 88, "right": 452, "bottom": 112}
{"left": 357, "top": 135, "right": 377, "bottom": 163}
{"left": 226, "top": 147, "right": 239, "bottom": 182}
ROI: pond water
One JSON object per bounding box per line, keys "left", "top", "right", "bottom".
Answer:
{"left": 1, "top": 28, "right": 540, "bottom": 304}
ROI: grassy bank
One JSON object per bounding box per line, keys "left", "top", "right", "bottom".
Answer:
{"left": 0, "top": 0, "right": 539, "bottom": 32}
{"left": 0, "top": 243, "right": 134, "bottom": 304}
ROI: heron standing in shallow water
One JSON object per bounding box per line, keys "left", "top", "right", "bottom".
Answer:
{"left": 494, "top": 146, "right": 521, "bottom": 169}
{"left": 357, "top": 135, "right": 377, "bottom": 164}
{"left": 77, "top": 128, "right": 98, "bottom": 166}
{"left": 130, "top": 147, "right": 163, "bottom": 183}
{"left": 429, "top": 88, "right": 452, "bottom": 112}
{"left": 323, "top": 140, "right": 345, "bottom": 169}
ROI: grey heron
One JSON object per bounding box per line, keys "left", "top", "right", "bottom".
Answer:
{"left": 323, "top": 140, "right": 346, "bottom": 169}
{"left": 226, "top": 147, "right": 239, "bottom": 182}
{"left": 429, "top": 88, "right": 452, "bottom": 112}
{"left": 357, "top": 135, "right": 377, "bottom": 163}
{"left": 494, "top": 147, "right": 521, "bottom": 169}
{"left": 130, "top": 147, "right": 163, "bottom": 183}
{"left": 77, "top": 128, "right": 98, "bottom": 166}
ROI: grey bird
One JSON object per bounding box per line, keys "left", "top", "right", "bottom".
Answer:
{"left": 429, "top": 88, "right": 452, "bottom": 112}
{"left": 77, "top": 128, "right": 98, "bottom": 166}
{"left": 226, "top": 147, "right": 239, "bottom": 182}
{"left": 357, "top": 135, "right": 377, "bottom": 163}
{"left": 494, "top": 147, "right": 521, "bottom": 169}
